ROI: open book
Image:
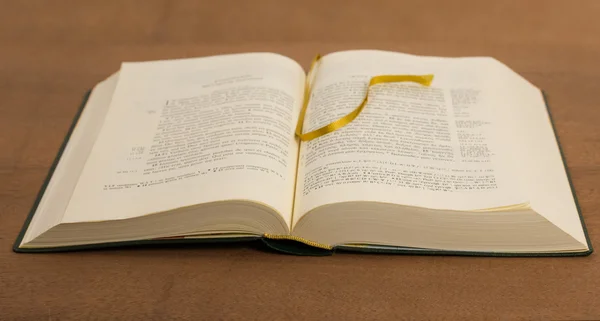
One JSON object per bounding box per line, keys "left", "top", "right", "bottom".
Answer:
{"left": 14, "top": 50, "right": 592, "bottom": 256}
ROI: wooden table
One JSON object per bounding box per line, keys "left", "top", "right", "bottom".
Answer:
{"left": 1, "top": 1, "right": 599, "bottom": 319}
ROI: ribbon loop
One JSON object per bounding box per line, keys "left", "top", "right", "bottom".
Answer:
{"left": 295, "top": 55, "right": 434, "bottom": 142}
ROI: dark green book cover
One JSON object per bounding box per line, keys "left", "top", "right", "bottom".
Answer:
{"left": 13, "top": 90, "right": 593, "bottom": 256}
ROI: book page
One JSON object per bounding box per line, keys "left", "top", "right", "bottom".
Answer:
{"left": 62, "top": 53, "right": 305, "bottom": 228}
{"left": 293, "top": 50, "right": 527, "bottom": 225}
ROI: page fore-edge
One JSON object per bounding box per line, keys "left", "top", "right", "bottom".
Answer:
{"left": 13, "top": 89, "right": 593, "bottom": 256}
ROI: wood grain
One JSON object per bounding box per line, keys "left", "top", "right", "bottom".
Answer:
{"left": 1, "top": 1, "right": 599, "bottom": 320}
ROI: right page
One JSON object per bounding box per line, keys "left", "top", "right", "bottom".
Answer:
{"left": 292, "top": 50, "right": 585, "bottom": 247}
{"left": 294, "top": 50, "right": 527, "bottom": 225}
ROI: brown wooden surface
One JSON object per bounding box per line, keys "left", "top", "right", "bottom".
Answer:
{"left": 1, "top": 1, "right": 600, "bottom": 320}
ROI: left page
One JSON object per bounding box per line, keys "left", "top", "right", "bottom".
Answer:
{"left": 61, "top": 53, "right": 305, "bottom": 229}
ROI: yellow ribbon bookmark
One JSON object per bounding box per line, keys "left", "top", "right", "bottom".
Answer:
{"left": 295, "top": 54, "right": 434, "bottom": 142}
